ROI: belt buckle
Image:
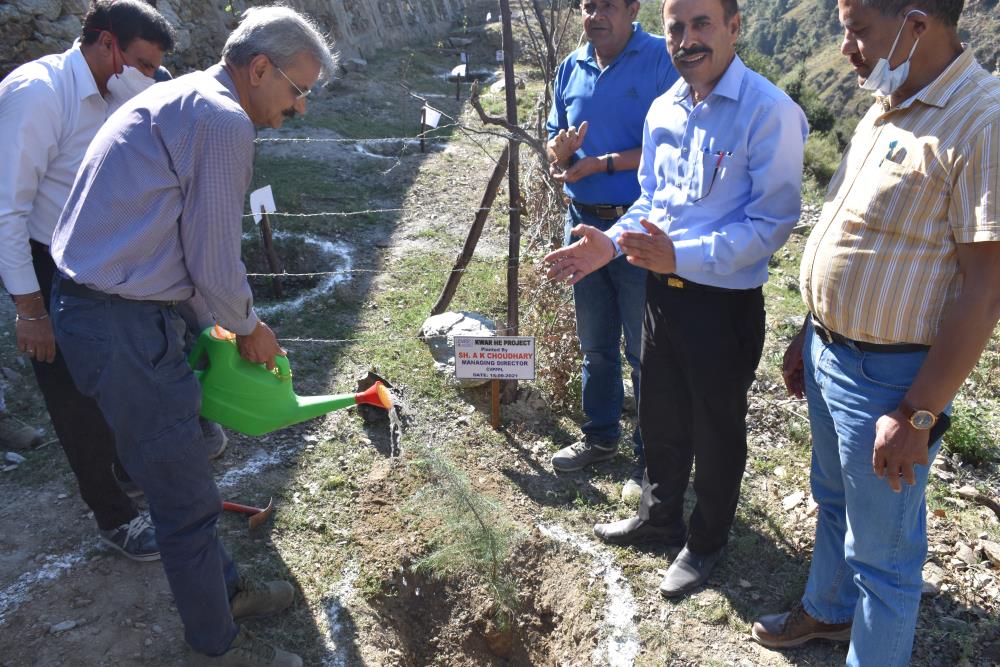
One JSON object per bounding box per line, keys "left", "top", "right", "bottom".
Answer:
{"left": 666, "top": 277, "right": 684, "bottom": 289}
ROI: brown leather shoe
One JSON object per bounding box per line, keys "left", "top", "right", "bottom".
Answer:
{"left": 751, "top": 602, "right": 852, "bottom": 648}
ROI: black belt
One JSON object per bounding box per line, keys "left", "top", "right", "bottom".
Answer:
{"left": 810, "top": 315, "right": 929, "bottom": 353}
{"left": 57, "top": 275, "right": 179, "bottom": 306}
{"left": 571, "top": 201, "right": 629, "bottom": 221}
{"left": 653, "top": 273, "right": 757, "bottom": 294}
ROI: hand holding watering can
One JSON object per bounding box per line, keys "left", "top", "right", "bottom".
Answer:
{"left": 235, "top": 320, "right": 286, "bottom": 371}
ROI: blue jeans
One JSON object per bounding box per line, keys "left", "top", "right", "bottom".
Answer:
{"left": 566, "top": 204, "right": 646, "bottom": 460}
{"left": 801, "top": 324, "right": 946, "bottom": 666}
{"left": 51, "top": 277, "right": 239, "bottom": 656}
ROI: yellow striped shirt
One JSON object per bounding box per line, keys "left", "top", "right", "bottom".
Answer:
{"left": 800, "top": 48, "right": 1000, "bottom": 345}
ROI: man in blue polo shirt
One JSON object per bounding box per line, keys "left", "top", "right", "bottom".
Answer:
{"left": 547, "top": 0, "right": 677, "bottom": 484}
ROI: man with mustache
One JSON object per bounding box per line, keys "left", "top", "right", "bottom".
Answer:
{"left": 545, "top": 0, "right": 807, "bottom": 596}
{"left": 546, "top": 0, "right": 677, "bottom": 494}
{"left": 0, "top": 0, "right": 174, "bottom": 561}
{"left": 49, "top": 6, "right": 337, "bottom": 665}
{"left": 752, "top": 0, "right": 1000, "bottom": 663}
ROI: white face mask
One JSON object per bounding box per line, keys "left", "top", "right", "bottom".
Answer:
{"left": 106, "top": 65, "right": 155, "bottom": 112}
{"left": 859, "top": 9, "right": 926, "bottom": 96}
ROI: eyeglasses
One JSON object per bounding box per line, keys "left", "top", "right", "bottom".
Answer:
{"left": 270, "top": 60, "right": 311, "bottom": 100}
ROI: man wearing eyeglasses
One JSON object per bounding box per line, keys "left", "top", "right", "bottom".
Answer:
{"left": 546, "top": 0, "right": 678, "bottom": 488}
{"left": 48, "top": 7, "right": 336, "bottom": 666}
{"left": 545, "top": 0, "right": 807, "bottom": 597}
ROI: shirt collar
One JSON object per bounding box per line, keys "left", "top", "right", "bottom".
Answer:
{"left": 910, "top": 45, "right": 976, "bottom": 109}
{"left": 577, "top": 22, "right": 645, "bottom": 66}
{"left": 673, "top": 54, "right": 746, "bottom": 103}
{"left": 68, "top": 45, "right": 102, "bottom": 102}
{"left": 208, "top": 63, "right": 240, "bottom": 100}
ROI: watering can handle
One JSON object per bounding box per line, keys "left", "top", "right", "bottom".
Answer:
{"left": 274, "top": 354, "right": 292, "bottom": 380}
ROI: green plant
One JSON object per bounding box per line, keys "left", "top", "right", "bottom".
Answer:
{"left": 803, "top": 130, "right": 842, "bottom": 186}
{"left": 944, "top": 404, "right": 999, "bottom": 467}
{"left": 407, "top": 444, "right": 524, "bottom": 630}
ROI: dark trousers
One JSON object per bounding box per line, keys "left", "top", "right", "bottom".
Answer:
{"left": 29, "top": 241, "right": 136, "bottom": 531}
{"left": 51, "top": 275, "right": 239, "bottom": 655}
{"left": 638, "top": 274, "right": 765, "bottom": 555}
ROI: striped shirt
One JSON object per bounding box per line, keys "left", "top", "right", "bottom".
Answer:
{"left": 51, "top": 65, "right": 259, "bottom": 335}
{"left": 800, "top": 48, "right": 1000, "bottom": 345}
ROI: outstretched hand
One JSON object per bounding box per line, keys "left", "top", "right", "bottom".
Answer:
{"left": 618, "top": 219, "right": 676, "bottom": 273}
{"left": 543, "top": 224, "right": 616, "bottom": 285}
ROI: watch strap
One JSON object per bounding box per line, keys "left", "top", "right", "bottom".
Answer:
{"left": 605, "top": 154, "right": 615, "bottom": 175}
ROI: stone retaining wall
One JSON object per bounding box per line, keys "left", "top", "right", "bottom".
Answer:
{"left": 1, "top": 0, "right": 479, "bottom": 79}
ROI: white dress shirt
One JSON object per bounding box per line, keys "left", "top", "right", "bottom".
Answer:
{"left": 0, "top": 46, "right": 109, "bottom": 295}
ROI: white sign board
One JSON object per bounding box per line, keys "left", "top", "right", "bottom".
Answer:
{"left": 460, "top": 52, "right": 468, "bottom": 63}
{"left": 249, "top": 185, "right": 276, "bottom": 223}
{"left": 451, "top": 64, "right": 467, "bottom": 77}
{"left": 495, "top": 50, "right": 505, "bottom": 63}
{"left": 455, "top": 336, "right": 535, "bottom": 381}
{"left": 423, "top": 105, "right": 441, "bottom": 128}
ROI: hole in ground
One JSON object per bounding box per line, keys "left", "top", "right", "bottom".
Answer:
{"left": 370, "top": 536, "right": 600, "bottom": 666}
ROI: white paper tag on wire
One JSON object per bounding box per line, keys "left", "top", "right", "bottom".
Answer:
{"left": 249, "top": 185, "right": 276, "bottom": 223}
{"left": 486, "top": 11, "right": 492, "bottom": 21}
{"left": 451, "top": 64, "right": 467, "bottom": 77}
{"left": 423, "top": 105, "right": 441, "bottom": 128}
{"left": 495, "top": 50, "right": 505, "bottom": 63}
{"left": 460, "top": 52, "right": 468, "bottom": 63}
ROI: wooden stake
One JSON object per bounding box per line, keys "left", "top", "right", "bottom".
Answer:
{"left": 490, "top": 379, "right": 501, "bottom": 429}
{"left": 499, "top": 0, "right": 520, "bottom": 402}
{"left": 419, "top": 106, "right": 426, "bottom": 153}
{"left": 427, "top": 144, "right": 510, "bottom": 319}
{"left": 258, "top": 207, "right": 283, "bottom": 299}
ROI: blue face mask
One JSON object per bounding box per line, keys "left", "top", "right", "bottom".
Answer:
{"left": 859, "top": 9, "right": 926, "bottom": 96}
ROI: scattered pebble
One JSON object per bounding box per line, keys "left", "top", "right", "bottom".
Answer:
{"left": 49, "top": 620, "right": 77, "bottom": 634}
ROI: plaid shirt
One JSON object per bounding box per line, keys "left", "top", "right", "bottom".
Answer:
{"left": 800, "top": 48, "right": 1000, "bottom": 345}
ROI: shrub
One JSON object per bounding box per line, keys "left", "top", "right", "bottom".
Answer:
{"left": 944, "top": 404, "right": 999, "bottom": 467}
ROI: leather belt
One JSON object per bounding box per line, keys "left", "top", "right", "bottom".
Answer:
{"left": 571, "top": 201, "right": 629, "bottom": 221}
{"left": 653, "top": 273, "right": 756, "bottom": 294}
{"left": 810, "top": 315, "right": 929, "bottom": 353}
{"left": 57, "top": 275, "right": 179, "bottom": 307}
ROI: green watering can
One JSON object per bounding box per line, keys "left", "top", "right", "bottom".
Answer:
{"left": 188, "top": 325, "right": 393, "bottom": 436}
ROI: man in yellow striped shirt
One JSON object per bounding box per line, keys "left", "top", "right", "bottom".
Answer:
{"left": 750, "top": 0, "right": 1000, "bottom": 664}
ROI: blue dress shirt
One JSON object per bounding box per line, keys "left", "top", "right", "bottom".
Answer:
{"left": 547, "top": 23, "right": 677, "bottom": 206}
{"left": 606, "top": 55, "right": 808, "bottom": 290}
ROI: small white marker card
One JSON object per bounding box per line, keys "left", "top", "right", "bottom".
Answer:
{"left": 455, "top": 336, "right": 536, "bottom": 381}
{"left": 249, "top": 185, "right": 276, "bottom": 223}
{"left": 460, "top": 52, "right": 468, "bottom": 63}
{"left": 451, "top": 63, "right": 467, "bottom": 77}
{"left": 486, "top": 12, "right": 492, "bottom": 21}
{"left": 495, "top": 50, "right": 505, "bottom": 63}
{"left": 423, "top": 105, "right": 442, "bottom": 128}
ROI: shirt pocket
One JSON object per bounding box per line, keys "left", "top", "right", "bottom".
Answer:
{"left": 693, "top": 148, "right": 749, "bottom": 205}
{"left": 844, "top": 160, "right": 930, "bottom": 233}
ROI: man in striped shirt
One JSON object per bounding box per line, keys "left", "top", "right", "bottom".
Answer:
{"left": 751, "top": 0, "right": 1000, "bottom": 664}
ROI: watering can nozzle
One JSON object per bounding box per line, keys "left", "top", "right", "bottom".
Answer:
{"left": 355, "top": 381, "right": 394, "bottom": 410}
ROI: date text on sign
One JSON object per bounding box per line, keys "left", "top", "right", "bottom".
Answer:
{"left": 454, "top": 336, "right": 535, "bottom": 381}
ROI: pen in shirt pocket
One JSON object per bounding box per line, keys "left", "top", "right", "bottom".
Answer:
{"left": 879, "top": 140, "right": 906, "bottom": 166}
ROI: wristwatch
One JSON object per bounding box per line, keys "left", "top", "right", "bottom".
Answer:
{"left": 605, "top": 154, "right": 615, "bottom": 175}
{"left": 898, "top": 399, "right": 937, "bottom": 430}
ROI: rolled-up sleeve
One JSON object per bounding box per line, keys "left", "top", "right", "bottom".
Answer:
{"left": 178, "top": 109, "right": 259, "bottom": 335}
{"left": 949, "top": 120, "right": 1000, "bottom": 243}
{"left": 0, "top": 78, "right": 61, "bottom": 294}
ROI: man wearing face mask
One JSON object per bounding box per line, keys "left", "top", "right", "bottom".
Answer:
{"left": 751, "top": 0, "right": 1000, "bottom": 664}
{"left": 545, "top": 0, "right": 807, "bottom": 596}
{"left": 49, "top": 7, "right": 336, "bottom": 665}
{"left": 0, "top": 0, "right": 173, "bottom": 561}
{"left": 546, "top": 0, "right": 678, "bottom": 490}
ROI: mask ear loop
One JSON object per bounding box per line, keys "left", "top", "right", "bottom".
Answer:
{"left": 887, "top": 9, "right": 927, "bottom": 65}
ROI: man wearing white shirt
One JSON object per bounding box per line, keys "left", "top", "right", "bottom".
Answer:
{"left": 0, "top": 0, "right": 174, "bottom": 560}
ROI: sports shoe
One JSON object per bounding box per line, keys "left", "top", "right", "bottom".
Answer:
{"left": 231, "top": 575, "right": 295, "bottom": 620}
{"left": 659, "top": 545, "right": 724, "bottom": 597}
{"left": 551, "top": 438, "right": 617, "bottom": 472}
{"left": 202, "top": 419, "right": 228, "bottom": 460}
{"left": 0, "top": 412, "right": 43, "bottom": 450}
{"left": 99, "top": 513, "right": 160, "bottom": 562}
{"left": 751, "top": 601, "right": 852, "bottom": 648}
{"left": 197, "top": 626, "right": 302, "bottom": 666}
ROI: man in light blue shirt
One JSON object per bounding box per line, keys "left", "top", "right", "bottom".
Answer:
{"left": 545, "top": 0, "right": 677, "bottom": 483}
{"left": 546, "top": 0, "right": 807, "bottom": 597}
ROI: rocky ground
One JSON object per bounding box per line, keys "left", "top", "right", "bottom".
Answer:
{"left": 2, "top": 8, "right": 999, "bottom": 667}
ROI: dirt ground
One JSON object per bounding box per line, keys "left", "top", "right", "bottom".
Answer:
{"left": 2, "top": 7, "right": 999, "bottom": 667}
